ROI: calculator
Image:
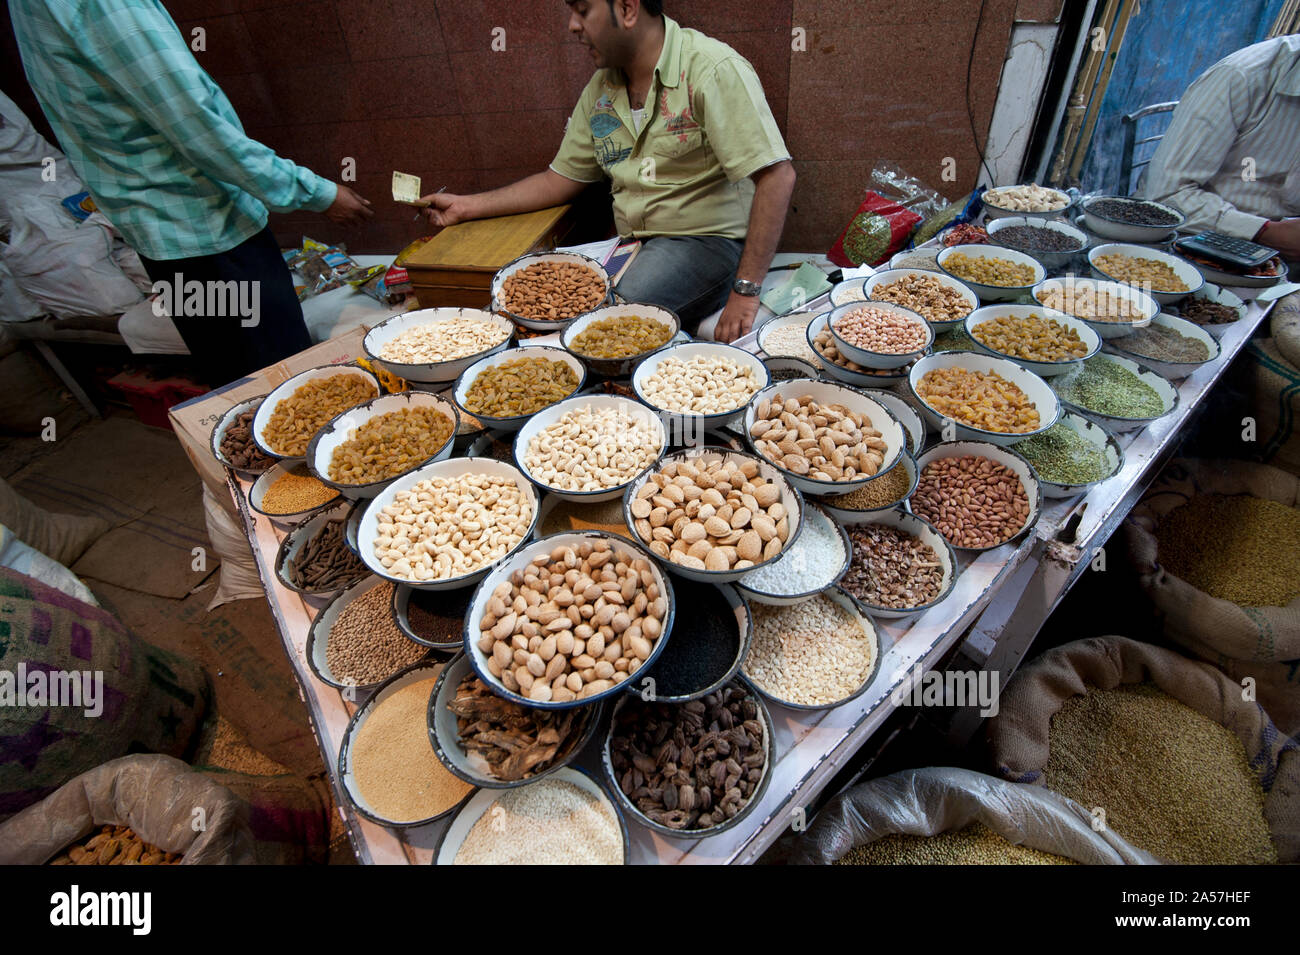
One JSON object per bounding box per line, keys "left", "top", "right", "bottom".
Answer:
{"left": 1174, "top": 232, "right": 1278, "bottom": 269}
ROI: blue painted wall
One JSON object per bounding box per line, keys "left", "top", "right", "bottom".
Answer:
{"left": 1078, "top": 0, "right": 1286, "bottom": 194}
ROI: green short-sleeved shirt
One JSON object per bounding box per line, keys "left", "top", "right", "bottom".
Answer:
{"left": 550, "top": 16, "right": 790, "bottom": 241}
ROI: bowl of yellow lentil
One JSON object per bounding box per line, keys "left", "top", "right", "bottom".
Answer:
{"left": 936, "top": 244, "right": 1047, "bottom": 302}
{"left": 965, "top": 304, "right": 1101, "bottom": 377}
{"left": 306, "top": 391, "right": 460, "bottom": 499}
{"left": 249, "top": 461, "right": 342, "bottom": 525}
{"left": 561, "top": 303, "right": 680, "bottom": 377}
{"left": 908, "top": 352, "right": 1059, "bottom": 447}
{"left": 1088, "top": 243, "right": 1204, "bottom": 305}
{"left": 451, "top": 345, "right": 586, "bottom": 432}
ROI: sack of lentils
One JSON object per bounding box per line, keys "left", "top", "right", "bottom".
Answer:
{"left": 986, "top": 636, "right": 1300, "bottom": 864}
{"left": 765, "top": 766, "right": 1156, "bottom": 865}
{"left": 0, "top": 754, "right": 255, "bottom": 864}
{"left": 1124, "top": 457, "right": 1300, "bottom": 736}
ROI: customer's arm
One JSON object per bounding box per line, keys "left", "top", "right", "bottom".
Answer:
{"left": 72, "top": 0, "right": 369, "bottom": 223}
{"left": 1139, "top": 66, "right": 1266, "bottom": 239}
{"left": 714, "top": 161, "right": 796, "bottom": 343}
{"left": 421, "top": 171, "right": 589, "bottom": 228}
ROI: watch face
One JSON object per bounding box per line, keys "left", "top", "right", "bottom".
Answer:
{"left": 733, "top": 280, "right": 761, "bottom": 296}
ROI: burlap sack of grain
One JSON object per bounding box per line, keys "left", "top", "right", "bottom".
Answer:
{"left": 195, "top": 768, "right": 332, "bottom": 865}
{"left": 0, "top": 477, "right": 109, "bottom": 567}
{"left": 767, "top": 766, "right": 1158, "bottom": 865}
{"left": 201, "top": 485, "right": 264, "bottom": 609}
{"left": 1124, "top": 458, "right": 1300, "bottom": 736}
{"left": 0, "top": 567, "right": 211, "bottom": 819}
{"left": 0, "top": 754, "right": 255, "bottom": 864}
{"left": 1246, "top": 291, "right": 1300, "bottom": 476}
{"left": 986, "top": 635, "right": 1300, "bottom": 863}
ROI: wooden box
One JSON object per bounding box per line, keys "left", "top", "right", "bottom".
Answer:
{"left": 404, "top": 205, "right": 577, "bottom": 309}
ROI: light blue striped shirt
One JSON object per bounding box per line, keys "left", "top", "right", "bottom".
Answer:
{"left": 1141, "top": 35, "right": 1300, "bottom": 238}
{"left": 8, "top": 0, "right": 337, "bottom": 260}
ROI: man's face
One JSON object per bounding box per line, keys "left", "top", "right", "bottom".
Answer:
{"left": 565, "top": 0, "right": 636, "bottom": 70}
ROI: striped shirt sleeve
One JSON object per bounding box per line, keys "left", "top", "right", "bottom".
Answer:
{"left": 1140, "top": 65, "right": 1269, "bottom": 238}
{"left": 73, "top": 0, "right": 336, "bottom": 214}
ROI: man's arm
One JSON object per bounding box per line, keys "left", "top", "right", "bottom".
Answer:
{"left": 73, "top": 1, "right": 368, "bottom": 222}
{"left": 1139, "top": 65, "right": 1266, "bottom": 239}
{"left": 714, "top": 161, "right": 796, "bottom": 343}
{"left": 421, "top": 170, "right": 588, "bottom": 228}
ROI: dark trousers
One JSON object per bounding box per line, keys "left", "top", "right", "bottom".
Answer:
{"left": 614, "top": 235, "right": 744, "bottom": 330}
{"left": 139, "top": 226, "right": 312, "bottom": 385}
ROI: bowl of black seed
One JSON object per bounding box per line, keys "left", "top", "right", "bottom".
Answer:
{"left": 629, "top": 578, "right": 751, "bottom": 703}
{"left": 762, "top": 356, "right": 820, "bottom": 383}
{"left": 393, "top": 583, "right": 474, "bottom": 650}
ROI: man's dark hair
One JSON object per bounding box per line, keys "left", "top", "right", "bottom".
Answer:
{"left": 608, "top": 0, "right": 664, "bottom": 16}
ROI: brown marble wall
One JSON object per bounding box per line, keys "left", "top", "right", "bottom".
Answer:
{"left": 4, "top": 0, "right": 1042, "bottom": 255}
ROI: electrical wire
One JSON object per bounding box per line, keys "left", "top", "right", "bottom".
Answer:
{"left": 964, "top": 0, "right": 996, "bottom": 188}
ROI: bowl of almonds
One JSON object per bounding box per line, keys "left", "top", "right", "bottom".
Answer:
{"left": 463, "top": 532, "right": 676, "bottom": 708}
{"left": 622, "top": 448, "right": 805, "bottom": 583}
{"left": 743, "top": 380, "right": 907, "bottom": 498}
{"left": 491, "top": 252, "right": 612, "bottom": 331}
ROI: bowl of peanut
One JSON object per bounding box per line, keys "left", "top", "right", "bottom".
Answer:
{"left": 908, "top": 352, "right": 1059, "bottom": 447}
{"left": 622, "top": 447, "right": 805, "bottom": 583}
{"left": 632, "top": 341, "right": 770, "bottom": 432}
{"left": 306, "top": 391, "right": 460, "bottom": 500}
{"left": 514, "top": 394, "right": 668, "bottom": 503}
{"left": 937, "top": 244, "right": 1047, "bottom": 302}
{"left": 357, "top": 456, "right": 541, "bottom": 591}
{"left": 363, "top": 307, "right": 514, "bottom": 385}
{"left": 252, "top": 364, "right": 381, "bottom": 462}
{"left": 491, "top": 252, "right": 612, "bottom": 331}
{"left": 742, "top": 380, "right": 908, "bottom": 497}
{"left": 1087, "top": 242, "right": 1204, "bottom": 305}
{"left": 862, "top": 268, "right": 979, "bottom": 331}
{"left": 561, "top": 303, "right": 680, "bottom": 377}
{"left": 804, "top": 312, "right": 918, "bottom": 386}
{"left": 826, "top": 301, "right": 934, "bottom": 369}
{"left": 964, "top": 304, "right": 1101, "bottom": 377}
{"left": 451, "top": 345, "right": 586, "bottom": 432}
{"left": 464, "top": 532, "right": 676, "bottom": 708}
{"left": 1031, "top": 276, "right": 1158, "bottom": 340}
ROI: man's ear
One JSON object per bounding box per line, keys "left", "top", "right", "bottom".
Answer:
{"left": 617, "top": 0, "right": 640, "bottom": 29}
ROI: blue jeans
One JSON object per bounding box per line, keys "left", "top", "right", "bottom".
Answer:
{"left": 614, "top": 235, "right": 743, "bottom": 330}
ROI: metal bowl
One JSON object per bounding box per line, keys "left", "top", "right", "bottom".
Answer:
{"left": 561, "top": 302, "right": 681, "bottom": 377}
{"left": 210, "top": 394, "right": 275, "bottom": 476}
{"left": 1102, "top": 311, "right": 1220, "bottom": 379}
{"left": 630, "top": 580, "right": 752, "bottom": 701}
{"left": 1050, "top": 353, "right": 1179, "bottom": 433}
{"left": 833, "top": 509, "right": 959, "bottom": 619}
{"left": 1080, "top": 195, "right": 1185, "bottom": 242}
{"left": 937, "top": 244, "right": 1047, "bottom": 303}
{"left": 981, "top": 184, "right": 1073, "bottom": 221}
{"left": 805, "top": 311, "right": 919, "bottom": 386}
{"left": 251, "top": 363, "right": 381, "bottom": 462}
{"left": 248, "top": 461, "right": 341, "bottom": 526}
{"left": 908, "top": 440, "right": 1043, "bottom": 553}
{"left": 1088, "top": 242, "right": 1204, "bottom": 305}
{"left": 986, "top": 215, "right": 1088, "bottom": 270}
{"left": 1030, "top": 276, "right": 1159, "bottom": 340}
{"left": 450, "top": 345, "right": 586, "bottom": 433}
{"left": 491, "top": 251, "right": 612, "bottom": 331}
{"left": 631, "top": 340, "right": 770, "bottom": 433}
{"left": 863, "top": 267, "right": 979, "bottom": 331}
{"left": 274, "top": 500, "right": 366, "bottom": 602}
{"left": 1016, "top": 412, "right": 1124, "bottom": 498}
{"left": 305, "top": 576, "right": 428, "bottom": 694}
{"left": 826, "top": 300, "right": 934, "bottom": 369}
{"left": 363, "top": 307, "right": 514, "bottom": 386}
{"left": 964, "top": 304, "right": 1101, "bottom": 377}
{"left": 816, "top": 450, "right": 920, "bottom": 521}
{"left": 733, "top": 502, "right": 852, "bottom": 606}
{"left": 908, "top": 351, "right": 1060, "bottom": 447}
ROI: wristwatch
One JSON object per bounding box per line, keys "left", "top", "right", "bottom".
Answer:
{"left": 732, "top": 278, "right": 762, "bottom": 297}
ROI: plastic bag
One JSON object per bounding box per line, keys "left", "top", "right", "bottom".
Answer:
{"left": 767, "top": 766, "right": 1157, "bottom": 865}
{"left": 0, "top": 755, "right": 255, "bottom": 864}
{"left": 0, "top": 197, "right": 146, "bottom": 319}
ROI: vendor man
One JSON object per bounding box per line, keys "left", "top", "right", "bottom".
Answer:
{"left": 1140, "top": 34, "right": 1300, "bottom": 262}
{"left": 422, "top": 0, "right": 795, "bottom": 342}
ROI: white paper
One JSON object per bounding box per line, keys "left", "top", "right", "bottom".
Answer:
{"left": 557, "top": 236, "right": 621, "bottom": 265}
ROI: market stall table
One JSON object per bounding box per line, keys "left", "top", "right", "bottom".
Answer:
{"left": 226, "top": 279, "right": 1275, "bottom": 865}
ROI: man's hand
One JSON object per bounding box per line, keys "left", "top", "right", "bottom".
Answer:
{"left": 713, "top": 292, "right": 761, "bottom": 343}
{"left": 324, "top": 184, "right": 374, "bottom": 225}
{"left": 1259, "top": 219, "right": 1300, "bottom": 261}
{"left": 421, "top": 192, "right": 475, "bottom": 229}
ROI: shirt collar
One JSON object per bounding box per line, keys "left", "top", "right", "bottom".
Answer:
{"left": 654, "top": 16, "right": 682, "bottom": 89}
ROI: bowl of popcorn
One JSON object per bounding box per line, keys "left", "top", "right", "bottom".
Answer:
{"left": 631, "top": 341, "right": 769, "bottom": 433}
{"left": 363, "top": 307, "right": 514, "bottom": 385}
{"left": 826, "top": 301, "right": 934, "bottom": 369}
{"left": 622, "top": 447, "right": 805, "bottom": 584}
{"left": 357, "top": 457, "right": 540, "bottom": 591}
{"left": 514, "top": 394, "right": 668, "bottom": 504}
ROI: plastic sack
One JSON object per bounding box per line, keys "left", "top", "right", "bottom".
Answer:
{"left": 768, "top": 766, "right": 1157, "bottom": 865}
{"left": 0, "top": 256, "right": 45, "bottom": 322}
{"left": 0, "top": 91, "right": 84, "bottom": 233}
{"left": 0, "top": 755, "right": 255, "bottom": 864}
{"left": 0, "top": 523, "right": 98, "bottom": 606}
{"left": 986, "top": 635, "right": 1300, "bottom": 863}
{"left": 202, "top": 485, "right": 264, "bottom": 609}
{"left": 1124, "top": 459, "right": 1300, "bottom": 736}
{"left": 0, "top": 197, "right": 146, "bottom": 319}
